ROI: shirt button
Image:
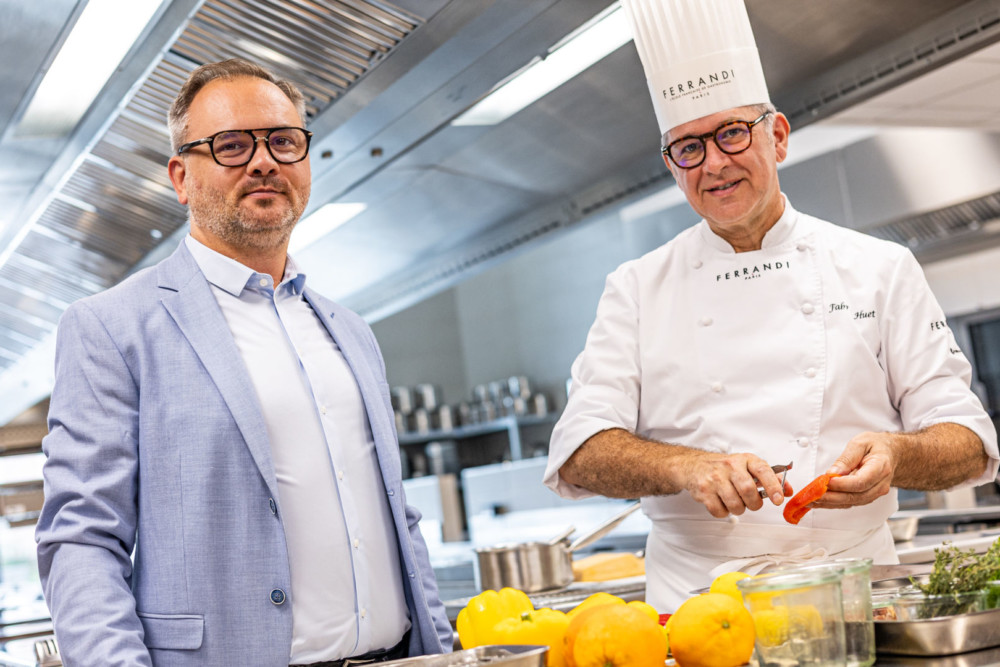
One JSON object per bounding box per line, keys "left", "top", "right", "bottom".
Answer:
{"left": 711, "top": 382, "right": 723, "bottom": 393}
{"left": 268, "top": 498, "right": 277, "bottom": 515}
{"left": 805, "top": 367, "right": 817, "bottom": 378}
{"left": 797, "top": 242, "right": 808, "bottom": 252}
{"left": 360, "top": 608, "right": 367, "bottom": 618}
{"left": 270, "top": 589, "right": 286, "bottom": 605}
{"left": 699, "top": 317, "right": 713, "bottom": 327}
{"left": 727, "top": 515, "right": 739, "bottom": 525}
{"left": 388, "top": 489, "right": 395, "bottom": 497}
{"left": 797, "top": 437, "right": 810, "bottom": 447}
{"left": 693, "top": 259, "right": 703, "bottom": 269}
{"left": 353, "top": 538, "right": 360, "bottom": 549}
{"left": 801, "top": 303, "right": 814, "bottom": 315}
{"left": 337, "top": 470, "right": 344, "bottom": 480}
{"left": 321, "top": 406, "right": 327, "bottom": 415}
{"left": 258, "top": 277, "right": 268, "bottom": 287}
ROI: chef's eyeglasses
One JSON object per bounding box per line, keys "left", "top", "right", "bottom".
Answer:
{"left": 176, "top": 127, "right": 313, "bottom": 167}
{"left": 662, "top": 112, "right": 772, "bottom": 169}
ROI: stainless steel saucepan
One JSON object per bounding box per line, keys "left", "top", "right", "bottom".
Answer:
{"left": 473, "top": 502, "right": 641, "bottom": 593}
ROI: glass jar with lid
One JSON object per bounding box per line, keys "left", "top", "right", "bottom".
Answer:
{"left": 737, "top": 569, "right": 847, "bottom": 666}
{"left": 774, "top": 558, "right": 875, "bottom": 667}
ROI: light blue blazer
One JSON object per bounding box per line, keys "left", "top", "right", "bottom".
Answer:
{"left": 35, "top": 243, "right": 452, "bottom": 666}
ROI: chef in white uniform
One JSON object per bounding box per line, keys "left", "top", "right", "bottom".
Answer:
{"left": 543, "top": 0, "right": 1000, "bottom": 612}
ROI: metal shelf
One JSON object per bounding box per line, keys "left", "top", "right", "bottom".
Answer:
{"left": 397, "top": 414, "right": 557, "bottom": 461}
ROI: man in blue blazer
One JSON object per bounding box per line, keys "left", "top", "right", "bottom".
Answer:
{"left": 35, "top": 58, "right": 453, "bottom": 666}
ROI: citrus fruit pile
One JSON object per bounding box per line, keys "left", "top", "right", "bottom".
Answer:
{"left": 455, "top": 570, "right": 762, "bottom": 667}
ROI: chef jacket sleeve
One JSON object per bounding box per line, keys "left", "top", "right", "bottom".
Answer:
{"left": 880, "top": 247, "right": 999, "bottom": 486}
{"left": 545, "top": 262, "right": 642, "bottom": 498}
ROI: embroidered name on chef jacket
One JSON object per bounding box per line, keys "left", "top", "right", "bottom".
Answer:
{"left": 716, "top": 261, "right": 790, "bottom": 281}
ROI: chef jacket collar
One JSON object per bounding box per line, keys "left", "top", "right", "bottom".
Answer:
{"left": 698, "top": 194, "right": 797, "bottom": 254}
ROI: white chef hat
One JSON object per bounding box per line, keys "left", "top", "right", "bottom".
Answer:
{"left": 619, "top": 0, "right": 770, "bottom": 136}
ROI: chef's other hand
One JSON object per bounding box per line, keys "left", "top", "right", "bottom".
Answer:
{"left": 680, "top": 452, "right": 793, "bottom": 519}
{"left": 817, "top": 432, "right": 894, "bottom": 508}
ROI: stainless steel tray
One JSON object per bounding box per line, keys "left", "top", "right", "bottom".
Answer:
{"left": 874, "top": 576, "right": 1000, "bottom": 657}
{"left": 380, "top": 645, "right": 548, "bottom": 666}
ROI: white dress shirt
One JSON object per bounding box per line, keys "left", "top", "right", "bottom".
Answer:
{"left": 185, "top": 236, "right": 409, "bottom": 663}
{"left": 544, "top": 199, "right": 999, "bottom": 611}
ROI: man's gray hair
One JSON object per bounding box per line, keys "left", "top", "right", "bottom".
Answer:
{"left": 167, "top": 58, "right": 307, "bottom": 153}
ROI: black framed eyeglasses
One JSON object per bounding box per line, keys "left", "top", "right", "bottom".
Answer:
{"left": 662, "top": 112, "right": 772, "bottom": 169}
{"left": 176, "top": 126, "right": 313, "bottom": 167}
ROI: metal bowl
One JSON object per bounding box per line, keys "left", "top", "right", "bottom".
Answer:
{"left": 380, "top": 645, "right": 548, "bottom": 666}
{"left": 888, "top": 516, "right": 919, "bottom": 542}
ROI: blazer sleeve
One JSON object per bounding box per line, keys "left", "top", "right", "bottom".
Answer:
{"left": 35, "top": 302, "right": 153, "bottom": 666}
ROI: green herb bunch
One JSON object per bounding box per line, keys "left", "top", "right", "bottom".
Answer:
{"left": 916, "top": 538, "right": 1000, "bottom": 596}
{"left": 906, "top": 537, "right": 1000, "bottom": 618}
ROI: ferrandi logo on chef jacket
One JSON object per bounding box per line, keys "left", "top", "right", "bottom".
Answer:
{"left": 618, "top": 0, "right": 771, "bottom": 137}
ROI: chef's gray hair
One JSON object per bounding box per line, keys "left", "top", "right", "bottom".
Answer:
{"left": 168, "top": 58, "right": 307, "bottom": 153}
{"left": 661, "top": 102, "right": 778, "bottom": 149}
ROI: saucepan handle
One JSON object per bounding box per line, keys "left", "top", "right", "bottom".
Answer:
{"left": 567, "top": 501, "right": 641, "bottom": 553}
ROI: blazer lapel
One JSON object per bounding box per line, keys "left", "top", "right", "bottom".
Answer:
{"left": 304, "top": 291, "right": 396, "bottom": 459}
{"left": 156, "top": 245, "right": 280, "bottom": 500}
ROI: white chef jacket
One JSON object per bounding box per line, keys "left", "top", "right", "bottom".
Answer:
{"left": 544, "top": 197, "right": 999, "bottom": 612}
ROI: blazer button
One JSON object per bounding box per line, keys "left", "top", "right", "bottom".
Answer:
{"left": 269, "top": 498, "right": 277, "bottom": 515}
{"left": 270, "top": 589, "right": 286, "bottom": 605}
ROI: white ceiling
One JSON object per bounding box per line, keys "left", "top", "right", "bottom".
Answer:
{"left": 825, "top": 40, "right": 1000, "bottom": 130}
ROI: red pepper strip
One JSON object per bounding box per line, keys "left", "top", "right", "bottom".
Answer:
{"left": 783, "top": 473, "right": 841, "bottom": 524}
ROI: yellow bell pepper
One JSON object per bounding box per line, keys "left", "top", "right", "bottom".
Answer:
{"left": 456, "top": 587, "right": 534, "bottom": 648}
{"left": 566, "top": 591, "right": 625, "bottom": 619}
{"left": 492, "top": 609, "right": 569, "bottom": 667}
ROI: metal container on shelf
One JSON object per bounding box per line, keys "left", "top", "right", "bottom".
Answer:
{"left": 472, "top": 384, "right": 490, "bottom": 404}
{"left": 434, "top": 404, "right": 455, "bottom": 432}
{"left": 410, "top": 408, "right": 431, "bottom": 434}
{"left": 528, "top": 393, "right": 548, "bottom": 417}
{"left": 391, "top": 386, "right": 414, "bottom": 414}
{"left": 507, "top": 375, "right": 531, "bottom": 399}
{"left": 488, "top": 380, "right": 509, "bottom": 403}
{"left": 414, "top": 383, "right": 441, "bottom": 411}
{"left": 456, "top": 402, "right": 473, "bottom": 427}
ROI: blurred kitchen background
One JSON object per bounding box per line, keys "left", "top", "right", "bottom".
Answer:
{"left": 4, "top": 0, "right": 1000, "bottom": 657}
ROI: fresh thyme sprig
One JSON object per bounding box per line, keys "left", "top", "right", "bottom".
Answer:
{"left": 914, "top": 537, "right": 1000, "bottom": 597}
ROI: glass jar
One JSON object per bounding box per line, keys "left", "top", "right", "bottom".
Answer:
{"left": 891, "top": 588, "right": 987, "bottom": 620}
{"left": 775, "top": 559, "right": 875, "bottom": 667}
{"left": 738, "top": 570, "right": 847, "bottom": 667}
{"left": 984, "top": 580, "right": 1000, "bottom": 611}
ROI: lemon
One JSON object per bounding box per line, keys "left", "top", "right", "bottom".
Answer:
{"left": 709, "top": 571, "right": 752, "bottom": 602}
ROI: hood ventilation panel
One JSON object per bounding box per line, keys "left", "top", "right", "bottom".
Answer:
{"left": 867, "top": 189, "right": 1000, "bottom": 262}
{"left": 0, "top": 0, "right": 423, "bottom": 372}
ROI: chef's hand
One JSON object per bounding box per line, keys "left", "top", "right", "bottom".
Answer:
{"left": 814, "top": 431, "right": 895, "bottom": 508}
{"left": 679, "top": 452, "right": 794, "bottom": 519}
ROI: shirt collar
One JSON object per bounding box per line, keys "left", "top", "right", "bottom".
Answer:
{"left": 698, "top": 194, "right": 799, "bottom": 253}
{"left": 184, "top": 235, "right": 306, "bottom": 296}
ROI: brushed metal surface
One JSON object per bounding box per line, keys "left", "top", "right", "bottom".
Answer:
{"left": 875, "top": 576, "right": 1000, "bottom": 657}
{"left": 381, "top": 645, "right": 547, "bottom": 666}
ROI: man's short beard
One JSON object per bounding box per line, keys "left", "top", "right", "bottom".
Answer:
{"left": 189, "top": 183, "right": 305, "bottom": 253}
